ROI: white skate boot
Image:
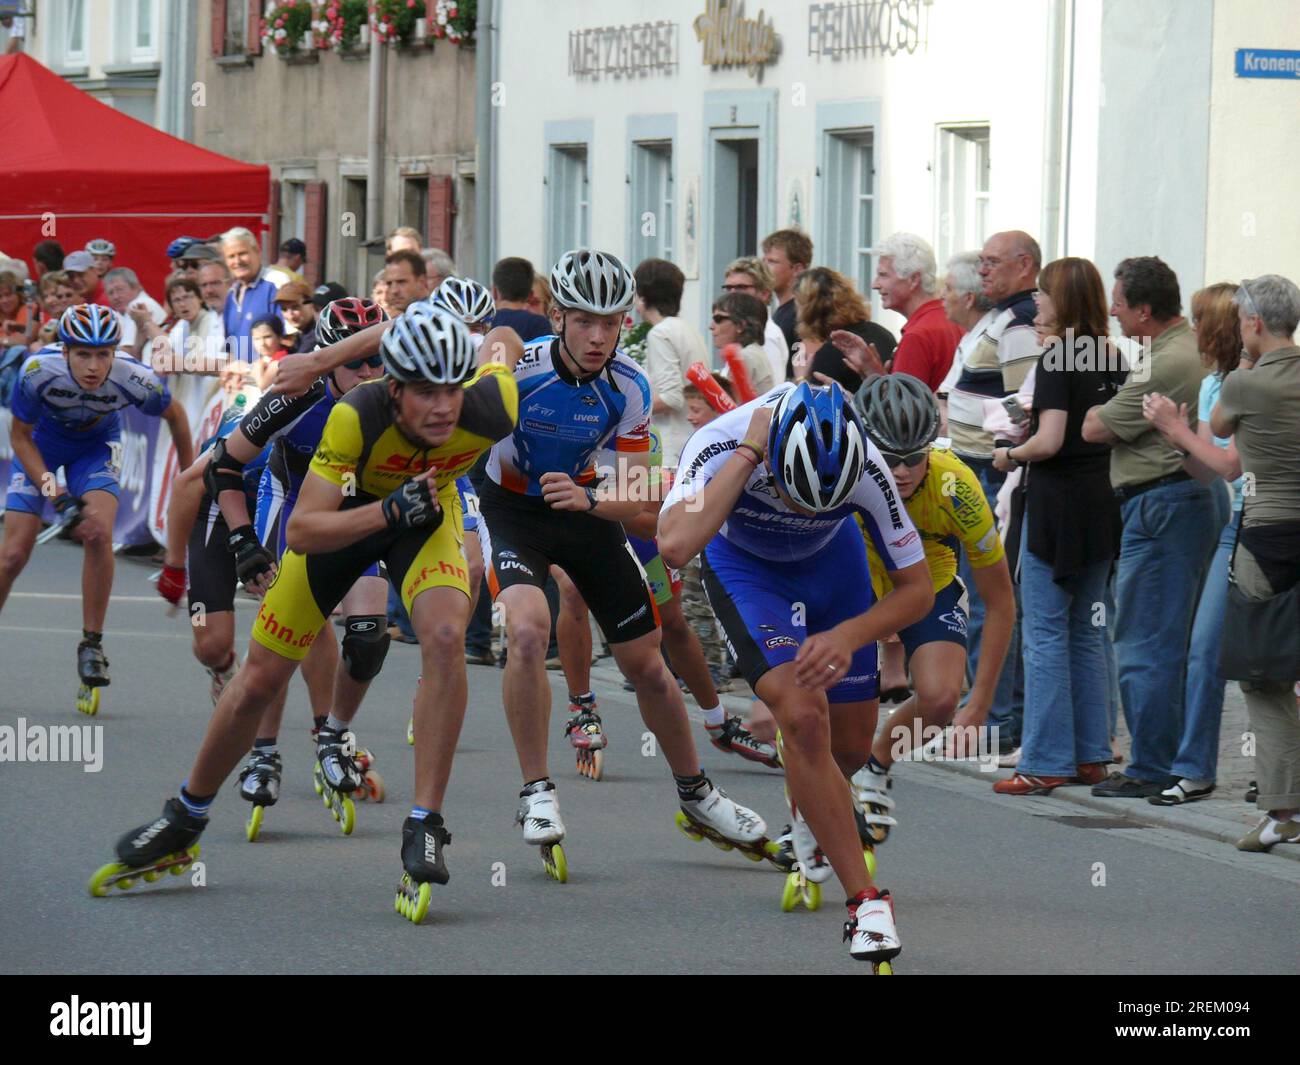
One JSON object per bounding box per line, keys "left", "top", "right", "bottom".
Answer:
{"left": 516, "top": 780, "right": 567, "bottom": 882}
{"left": 845, "top": 890, "right": 901, "bottom": 972}
{"left": 851, "top": 763, "right": 898, "bottom": 843}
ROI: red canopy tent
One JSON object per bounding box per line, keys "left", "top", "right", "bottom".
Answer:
{"left": 0, "top": 52, "right": 269, "bottom": 299}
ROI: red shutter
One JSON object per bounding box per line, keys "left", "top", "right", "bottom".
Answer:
{"left": 246, "top": 0, "right": 262, "bottom": 55}
{"left": 304, "top": 181, "right": 327, "bottom": 288}
{"left": 211, "top": 0, "right": 227, "bottom": 55}
{"left": 268, "top": 179, "right": 281, "bottom": 257}
{"left": 427, "top": 175, "right": 454, "bottom": 257}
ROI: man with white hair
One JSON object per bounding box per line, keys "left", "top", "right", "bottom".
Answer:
{"left": 872, "top": 232, "right": 964, "bottom": 392}
{"left": 103, "top": 267, "right": 166, "bottom": 352}
{"left": 937, "top": 251, "right": 996, "bottom": 424}
{"left": 220, "top": 227, "right": 281, "bottom": 365}
{"left": 422, "top": 248, "right": 456, "bottom": 292}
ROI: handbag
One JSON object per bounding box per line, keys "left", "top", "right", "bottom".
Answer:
{"left": 1218, "top": 510, "right": 1300, "bottom": 684}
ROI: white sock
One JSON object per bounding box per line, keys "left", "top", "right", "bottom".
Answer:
{"left": 700, "top": 704, "right": 726, "bottom": 727}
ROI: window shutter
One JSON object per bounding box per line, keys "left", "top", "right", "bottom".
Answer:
{"left": 426, "top": 175, "right": 454, "bottom": 257}
{"left": 268, "top": 179, "right": 282, "bottom": 257}
{"left": 246, "top": 0, "right": 262, "bottom": 55}
{"left": 211, "top": 0, "right": 228, "bottom": 55}
{"left": 304, "top": 181, "right": 327, "bottom": 288}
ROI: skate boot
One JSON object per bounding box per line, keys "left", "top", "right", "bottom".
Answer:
{"left": 844, "top": 889, "right": 901, "bottom": 973}
{"left": 76, "top": 638, "right": 109, "bottom": 716}
{"left": 781, "top": 802, "right": 834, "bottom": 913}
{"left": 565, "top": 694, "right": 607, "bottom": 781}
{"left": 853, "top": 805, "right": 879, "bottom": 878}
{"left": 352, "top": 745, "right": 386, "bottom": 802}
{"left": 769, "top": 824, "right": 798, "bottom": 873}
{"left": 674, "top": 783, "right": 779, "bottom": 866}
{"left": 312, "top": 726, "right": 358, "bottom": 836}
{"left": 207, "top": 653, "right": 239, "bottom": 707}
{"left": 706, "top": 715, "right": 781, "bottom": 769}
{"left": 395, "top": 812, "right": 452, "bottom": 924}
{"left": 237, "top": 749, "right": 282, "bottom": 842}
{"left": 89, "top": 798, "right": 204, "bottom": 896}
{"left": 851, "top": 762, "right": 897, "bottom": 844}
{"left": 516, "top": 779, "right": 567, "bottom": 882}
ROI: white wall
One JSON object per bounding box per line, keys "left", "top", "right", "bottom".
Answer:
{"left": 1204, "top": 0, "right": 1300, "bottom": 287}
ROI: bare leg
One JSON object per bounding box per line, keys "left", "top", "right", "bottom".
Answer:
{"left": 409, "top": 586, "right": 471, "bottom": 810}
{"left": 498, "top": 584, "right": 553, "bottom": 781}
{"left": 552, "top": 565, "right": 592, "bottom": 699}
{"left": 78, "top": 490, "right": 119, "bottom": 632}
{"left": 659, "top": 594, "right": 719, "bottom": 708}
{"left": 0, "top": 510, "right": 42, "bottom": 612}
{"left": 871, "top": 641, "right": 966, "bottom": 769}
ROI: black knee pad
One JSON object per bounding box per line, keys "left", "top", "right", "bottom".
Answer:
{"left": 341, "top": 614, "right": 390, "bottom": 681}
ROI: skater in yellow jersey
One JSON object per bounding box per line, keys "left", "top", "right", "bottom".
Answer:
{"left": 91, "top": 303, "right": 519, "bottom": 924}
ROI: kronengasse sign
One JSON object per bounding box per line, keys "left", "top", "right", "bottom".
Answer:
{"left": 693, "top": 0, "right": 779, "bottom": 80}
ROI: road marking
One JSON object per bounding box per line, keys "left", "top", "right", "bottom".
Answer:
{"left": 8, "top": 592, "right": 256, "bottom": 607}
{"left": 0, "top": 625, "right": 193, "bottom": 640}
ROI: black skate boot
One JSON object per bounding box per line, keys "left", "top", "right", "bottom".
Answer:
{"left": 313, "top": 726, "right": 359, "bottom": 835}
{"left": 395, "top": 812, "right": 452, "bottom": 924}
{"left": 76, "top": 637, "right": 109, "bottom": 715}
{"left": 90, "top": 798, "right": 206, "bottom": 897}
{"left": 237, "top": 750, "right": 282, "bottom": 842}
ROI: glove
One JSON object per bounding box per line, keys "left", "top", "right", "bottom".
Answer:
{"left": 226, "top": 524, "right": 274, "bottom": 588}
{"left": 382, "top": 479, "right": 443, "bottom": 531}
{"left": 53, "top": 493, "right": 85, "bottom": 529}
{"left": 157, "top": 564, "right": 187, "bottom": 606}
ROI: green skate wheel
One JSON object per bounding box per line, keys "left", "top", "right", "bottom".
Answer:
{"left": 742, "top": 848, "right": 764, "bottom": 862}
{"left": 864, "top": 847, "right": 877, "bottom": 879}
{"left": 708, "top": 837, "right": 733, "bottom": 853}
{"left": 88, "top": 862, "right": 127, "bottom": 897}
{"left": 76, "top": 686, "right": 100, "bottom": 716}
{"left": 543, "top": 843, "right": 568, "bottom": 883}
{"left": 673, "top": 811, "right": 703, "bottom": 841}
{"left": 313, "top": 763, "right": 324, "bottom": 797}
{"left": 803, "top": 880, "right": 821, "bottom": 911}
{"left": 395, "top": 892, "right": 404, "bottom": 916}
{"left": 410, "top": 881, "right": 431, "bottom": 923}
{"left": 246, "top": 804, "right": 264, "bottom": 842}
{"left": 142, "top": 870, "right": 161, "bottom": 883}
{"left": 339, "top": 796, "right": 355, "bottom": 836}
{"left": 406, "top": 717, "right": 414, "bottom": 746}
{"left": 781, "top": 873, "right": 798, "bottom": 912}
{"left": 116, "top": 876, "right": 136, "bottom": 891}
{"left": 875, "top": 961, "right": 893, "bottom": 976}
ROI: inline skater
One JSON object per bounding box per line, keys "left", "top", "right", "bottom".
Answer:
{"left": 0, "top": 304, "right": 193, "bottom": 715}
{"left": 657, "top": 380, "right": 933, "bottom": 967}
{"left": 476, "top": 249, "right": 772, "bottom": 880}
{"left": 852, "top": 373, "right": 1015, "bottom": 818}
{"left": 92, "top": 303, "right": 519, "bottom": 924}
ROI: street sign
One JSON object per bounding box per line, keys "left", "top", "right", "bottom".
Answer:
{"left": 1235, "top": 48, "right": 1300, "bottom": 79}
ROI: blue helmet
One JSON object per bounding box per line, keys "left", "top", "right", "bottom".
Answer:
{"left": 166, "top": 236, "right": 202, "bottom": 260}
{"left": 58, "top": 304, "right": 122, "bottom": 348}
{"left": 768, "top": 381, "right": 867, "bottom": 512}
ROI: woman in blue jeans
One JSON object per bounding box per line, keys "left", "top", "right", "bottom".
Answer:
{"left": 1140, "top": 282, "right": 1245, "bottom": 804}
{"left": 990, "top": 257, "right": 1128, "bottom": 794}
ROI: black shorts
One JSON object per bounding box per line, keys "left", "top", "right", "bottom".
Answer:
{"left": 187, "top": 496, "right": 238, "bottom": 615}
{"left": 477, "top": 479, "right": 659, "bottom": 645}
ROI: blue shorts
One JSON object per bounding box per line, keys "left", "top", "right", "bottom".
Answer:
{"left": 5, "top": 426, "right": 121, "bottom": 515}
{"left": 701, "top": 519, "right": 879, "bottom": 703}
{"left": 897, "top": 578, "right": 968, "bottom": 659}
{"left": 254, "top": 462, "right": 379, "bottom": 579}
{"left": 457, "top": 476, "right": 478, "bottom": 533}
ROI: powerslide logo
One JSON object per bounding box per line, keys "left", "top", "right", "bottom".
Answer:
{"left": 49, "top": 997, "right": 151, "bottom": 1045}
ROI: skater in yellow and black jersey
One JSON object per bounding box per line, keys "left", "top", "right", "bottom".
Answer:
{"left": 91, "top": 303, "right": 519, "bottom": 923}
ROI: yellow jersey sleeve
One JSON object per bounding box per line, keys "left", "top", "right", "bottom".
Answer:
{"left": 932, "top": 448, "right": 1004, "bottom": 571}
{"left": 308, "top": 402, "right": 365, "bottom": 488}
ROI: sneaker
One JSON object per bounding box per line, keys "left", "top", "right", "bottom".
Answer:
{"left": 464, "top": 649, "right": 495, "bottom": 666}
{"left": 1090, "top": 771, "right": 1171, "bottom": 799}
{"left": 1147, "top": 778, "right": 1215, "bottom": 806}
{"left": 1236, "top": 815, "right": 1300, "bottom": 852}
{"left": 993, "top": 772, "right": 1072, "bottom": 795}
{"left": 997, "top": 746, "right": 1021, "bottom": 769}
{"left": 1074, "top": 762, "right": 1111, "bottom": 787}
{"left": 707, "top": 715, "right": 780, "bottom": 768}
{"left": 1245, "top": 780, "right": 1259, "bottom": 803}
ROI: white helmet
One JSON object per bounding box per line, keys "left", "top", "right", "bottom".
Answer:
{"left": 549, "top": 249, "right": 636, "bottom": 315}
{"left": 381, "top": 301, "right": 477, "bottom": 385}
{"left": 432, "top": 276, "right": 496, "bottom": 326}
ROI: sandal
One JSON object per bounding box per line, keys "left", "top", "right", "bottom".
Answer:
{"left": 1148, "top": 779, "right": 1215, "bottom": 806}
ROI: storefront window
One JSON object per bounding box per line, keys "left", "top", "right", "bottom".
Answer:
{"left": 631, "top": 141, "right": 674, "bottom": 265}
{"left": 548, "top": 145, "right": 590, "bottom": 267}
{"left": 824, "top": 129, "right": 875, "bottom": 296}
{"left": 937, "top": 125, "right": 991, "bottom": 266}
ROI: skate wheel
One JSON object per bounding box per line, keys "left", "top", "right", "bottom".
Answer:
{"left": 589, "top": 749, "right": 603, "bottom": 781}
{"left": 707, "top": 836, "right": 733, "bottom": 853}
{"left": 170, "top": 844, "right": 200, "bottom": 873}
{"left": 742, "top": 848, "right": 764, "bottom": 862}
{"left": 313, "top": 763, "right": 325, "bottom": 797}
{"left": 76, "top": 686, "right": 100, "bottom": 716}
{"left": 246, "top": 804, "right": 264, "bottom": 842}
{"left": 116, "top": 876, "right": 136, "bottom": 891}
{"left": 410, "top": 881, "right": 431, "bottom": 924}
{"left": 803, "top": 880, "right": 821, "bottom": 911}
{"left": 781, "top": 873, "right": 799, "bottom": 912}
{"left": 406, "top": 717, "right": 414, "bottom": 747}
{"left": 673, "top": 811, "right": 704, "bottom": 841}
{"left": 339, "top": 796, "right": 355, "bottom": 836}
{"left": 875, "top": 961, "right": 893, "bottom": 976}
{"left": 142, "top": 869, "right": 161, "bottom": 883}
{"left": 88, "top": 862, "right": 128, "bottom": 897}
{"left": 367, "top": 771, "right": 386, "bottom": 803}
{"left": 542, "top": 843, "right": 568, "bottom": 883}
{"left": 864, "top": 847, "right": 877, "bottom": 879}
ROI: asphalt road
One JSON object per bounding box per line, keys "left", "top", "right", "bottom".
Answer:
{"left": 2, "top": 542, "right": 1298, "bottom": 974}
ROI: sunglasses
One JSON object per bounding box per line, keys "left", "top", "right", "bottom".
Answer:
{"left": 343, "top": 354, "right": 384, "bottom": 370}
{"left": 711, "top": 314, "right": 733, "bottom": 325}
{"left": 879, "top": 449, "right": 929, "bottom": 469}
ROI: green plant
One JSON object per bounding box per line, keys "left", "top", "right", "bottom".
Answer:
{"left": 371, "top": 0, "right": 426, "bottom": 45}
{"left": 262, "top": 0, "right": 316, "bottom": 52}
{"left": 322, "top": 0, "right": 368, "bottom": 51}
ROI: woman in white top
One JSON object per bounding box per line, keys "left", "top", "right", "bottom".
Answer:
{"left": 709, "top": 292, "right": 775, "bottom": 399}
{"left": 634, "top": 258, "right": 709, "bottom": 468}
{"left": 135, "top": 275, "right": 226, "bottom": 425}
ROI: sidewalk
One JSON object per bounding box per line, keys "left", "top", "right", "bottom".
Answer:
{"left": 579, "top": 654, "right": 1299, "bottom": 865}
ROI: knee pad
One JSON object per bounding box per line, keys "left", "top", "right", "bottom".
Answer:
{"left": 341, "top": 614, "right": 390, "bottom": 681}
{"left": 203, "top": 438, "right": 246, "bottom": 499}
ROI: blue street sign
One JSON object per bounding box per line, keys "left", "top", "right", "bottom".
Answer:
{"left": 1235, "top": 48, "right": 1300, "bottom": 78}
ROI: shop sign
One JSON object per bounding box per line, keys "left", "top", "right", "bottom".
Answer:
{"left": 568, "top": 21, "right": 679, "bottom": 79}
{"left": 694, "top": 0, "right": 779, "bottom": 80}
{"left": 807, "top": 0, "right": 933, "bottom": 59}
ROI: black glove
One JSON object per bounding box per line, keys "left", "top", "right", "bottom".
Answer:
{"left": 226, "top": 524, "right": 274, "bottom": 587}
{"left": 53, "top": 493, "right": 85, "bottom": 529}
{"left": 382, "top": 478, "right": 443, "bottom": 531}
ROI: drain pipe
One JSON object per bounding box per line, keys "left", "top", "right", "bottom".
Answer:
{"left": 474, "top": 0, "right": 495, "bottom": 281}
{"left": 1040, "top": 0, "right": 1067, "bottom": 261}
{"left": 366, "top": 24, "right": 387, "bottom": 249}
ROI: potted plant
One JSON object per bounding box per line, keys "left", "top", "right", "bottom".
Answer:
{"left": 431, "top": 0, "right": 475, "bottom": 45}
{"left": 322, "top": 0, "right": 369, "bottom": 52}
{"left": 262, "top": 0, "right": 317, "bottom": 55}
{"left": 371, "top": 0, "right": 426, "bottom": 46}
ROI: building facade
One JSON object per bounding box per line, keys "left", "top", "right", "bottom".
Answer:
{"left": 194, "top": 0, "right": 478, "bottom": 292}
{"left": 492, "top": 0, "right": 1300, "bottom": 341}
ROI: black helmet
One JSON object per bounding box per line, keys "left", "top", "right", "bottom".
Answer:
{"left": 854, "top": 373, "right": 940, "bottom": 454}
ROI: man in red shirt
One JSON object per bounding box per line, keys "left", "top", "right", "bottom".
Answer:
{"left": 873, "top": 232, "right": 964, "bottom": 393}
